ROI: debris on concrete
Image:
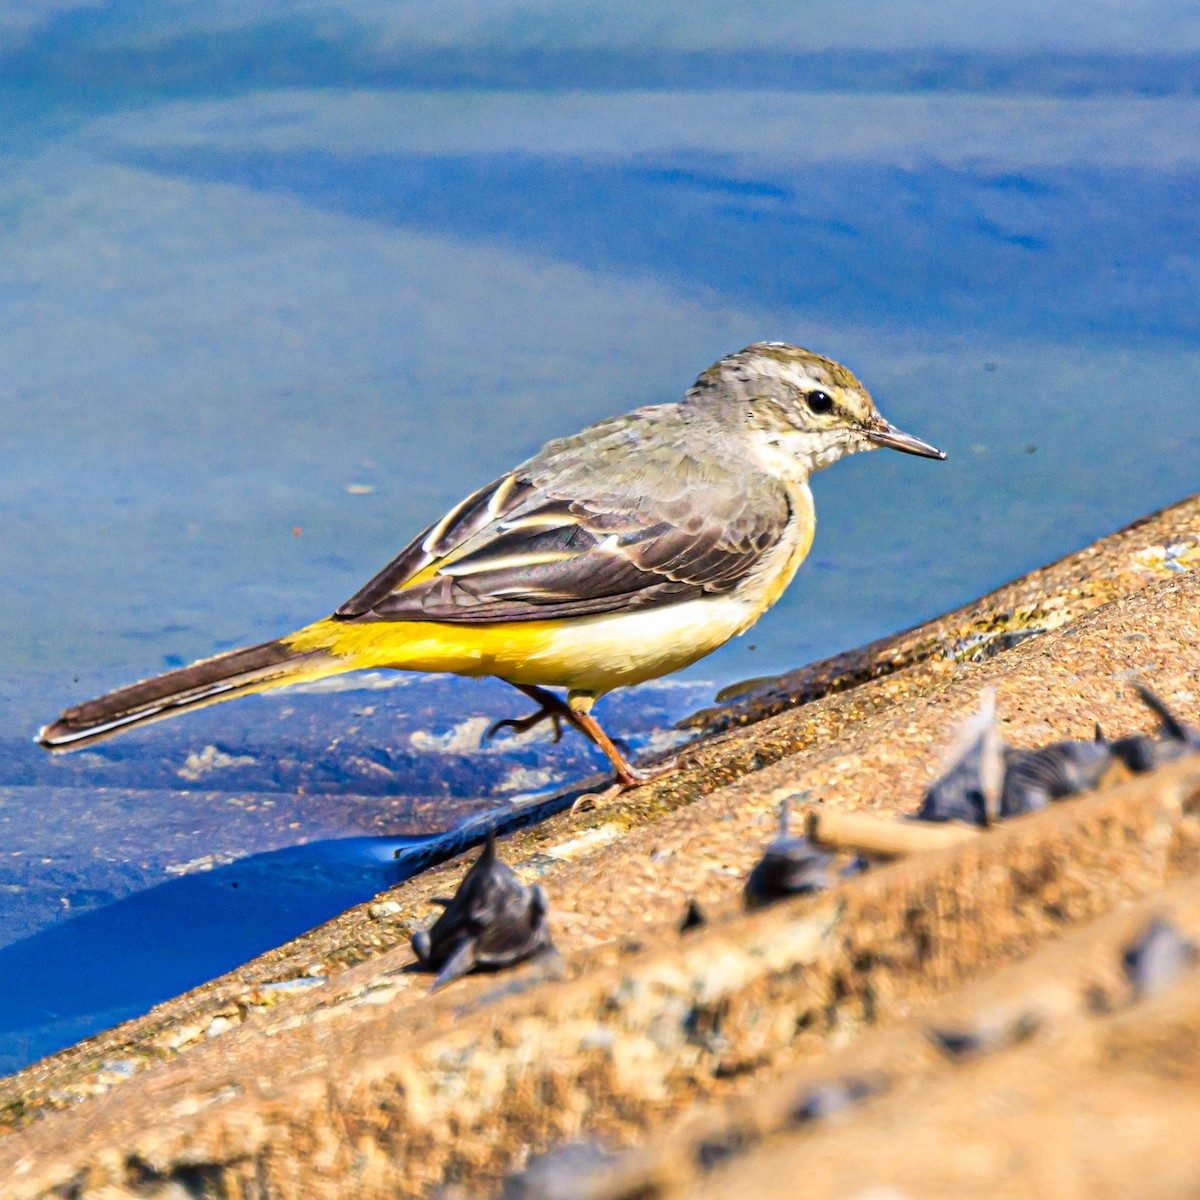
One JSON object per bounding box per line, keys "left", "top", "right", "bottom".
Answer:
{"left": 500, "top": 1140, "right": 620, "bottom": 1200}
{"left": 743, "top": 801, "right": 835, "bottom": 906}
{"left": 679, "top": 899, "right": 707, "bottom": 933}
{"left": 1122, "top": 915, "right": 1198, "bottom": 1000}
{"left": 789, "top": 1073, "right": 889, "bottom": 1124}
{"left": 918, "top": 683, "right": 1188, "bottom": 827}
{"left": 411, "top": 835, "right": 554, "bottom": 992}
{"left": 806, "top": 808, "right": 979, "bottom": 858}
{"left": 1110, "top": 683, "right": 1200, "bottom": 773}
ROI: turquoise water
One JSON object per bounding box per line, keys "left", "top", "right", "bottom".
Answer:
{"left": 3, "top": 3, "right": 1200, "bottom": 1070}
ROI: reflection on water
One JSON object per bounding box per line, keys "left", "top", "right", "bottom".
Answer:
{"left": 3, "top": 3, "right": 1200, "bottom": 1072}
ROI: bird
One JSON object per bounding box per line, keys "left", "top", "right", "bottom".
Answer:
{"left": 38, "top": 342, "right": 945, "bottom": 800}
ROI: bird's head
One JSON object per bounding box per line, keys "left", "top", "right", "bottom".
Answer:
{"left": 686, "top": 342, "right": 945, "bottom": 481}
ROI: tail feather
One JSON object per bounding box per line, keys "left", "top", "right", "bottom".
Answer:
{"left": 38, "top": 638, "right": 340, "bottom": 752}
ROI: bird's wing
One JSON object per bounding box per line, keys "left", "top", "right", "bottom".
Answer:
{"left": 335, "top": 407, "right": 792, "bottom": 625}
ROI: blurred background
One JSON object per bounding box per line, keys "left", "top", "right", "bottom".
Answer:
{"left": 1, "top": 0, "right": 1199, "bottom": 1069}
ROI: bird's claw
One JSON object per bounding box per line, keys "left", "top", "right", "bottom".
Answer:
{"left": 485, "top": 707, "right": 565, "bottom": 744}
{"left": 570, "top": 757, "right": 682, "bottom": 812}
{"left": 570, "top": 783, "right": 623, "bottom": 813}
{"left": 618, "top": 755, "right": 680, "bottom": 785}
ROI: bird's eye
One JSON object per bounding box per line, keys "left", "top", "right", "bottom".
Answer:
{"left": 806, "top": 390, "right": 834, "bottom": 415}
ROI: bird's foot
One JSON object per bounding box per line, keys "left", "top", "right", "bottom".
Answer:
{"left": 485, "top": 706, "right": 566, "bottom": 744}
{"left": 570, "top": 757, "right": 681, "bottom": 812}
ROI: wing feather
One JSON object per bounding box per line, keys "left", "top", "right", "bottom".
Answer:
{"left": 335, "top": 406, "right": 793, "bottom": 626}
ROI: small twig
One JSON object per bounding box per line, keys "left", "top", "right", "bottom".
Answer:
{"left": 805, "top": 809, "right": 981, "bottom": 859}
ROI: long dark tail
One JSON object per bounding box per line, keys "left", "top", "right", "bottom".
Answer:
{"left": 38, "top": 638, "right": 341, "bottom": 752}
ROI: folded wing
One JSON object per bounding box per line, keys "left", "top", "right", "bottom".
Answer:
{"left": 336, "top": 409, "right": 790, "bottom": 625}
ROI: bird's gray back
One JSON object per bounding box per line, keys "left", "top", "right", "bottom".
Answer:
{"left": 519, "top": 402, "right": 786, "bottom": 543}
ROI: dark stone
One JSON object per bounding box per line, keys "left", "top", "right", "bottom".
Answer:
{"left": 411, "top": 835, "right": 553, "bottom": 991}
{"left": 928, "top": 1011, "right": 1040, "bottom": 1059}
{"left": 679, "top": 898, "right": 707, "bottom": 933}
{"left": 694, "top": 1126, "right": 756, "bottom": 1172}
{"left": 790, "top": 1073, "right": 889, "bottom": 1123}
{"left": 841, "top": 854, "right": 872, "bottom": 879}
{"left": 1110, "top": 684, "right": 1200, "bottom": 774}
{"left": 501, "top": 1141, "right": 619, "bottom": 1200}
{"left": 1122, "top": 915, "right": 1198, "bottom": 1000}
{"left": 928, "top": 1027, "right": 985, "bottom": 1059}
{"left": 744, "top": 802, "right": 835, "bottom": 907}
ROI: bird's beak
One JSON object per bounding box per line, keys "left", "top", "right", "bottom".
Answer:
{"left": 865, "top": 421, "right": 946, "bottom": 460}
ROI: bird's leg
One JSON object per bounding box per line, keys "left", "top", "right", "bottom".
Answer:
{"left": 486, "top": 683, "right": 571, "bottom": 744}
{"left": 567, "top": 691, "right": 680, "bottom": 809}
{"left": 489, "top": 685, "right": 679, "bottom": 810}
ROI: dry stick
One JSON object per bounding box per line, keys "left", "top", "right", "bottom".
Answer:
{"left": 804, "top": 808, "right": 981, "bottom": 859}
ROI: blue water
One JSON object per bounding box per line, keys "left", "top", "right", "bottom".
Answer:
{"left": 3, "top": 3, "right": 1200, "bottom": 1072}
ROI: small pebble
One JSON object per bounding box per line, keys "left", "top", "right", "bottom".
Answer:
{"left": 501, "top": 1140, "right": 619, "bottom": 1200}
{"left": 257, "top": 976, "right": 327, "bottom": 994}
{"left": 411, "top": 835, "right": 554, "bottom": 991}
{"left": 679, "top": 899, "right": 707, "bottom": 933}
{"left": 163, "top": 1023, "right": 205, "bottom": 1051}
{"left": 790, "top": 1073, "right": 888, "bottom": 1124}
{"left": 927, "top": 1027, "right": 984, "bottom": 1059}
{"left": 841, "top": 854, "right": 872, "bottom": 879}
{"left": 928, "top": 1011, "right": 1040, "bottom": 1060}
{"left": 97, "top": 1058, "right": 140, "bottom": 1079}
{"left": 1122, "top": 916, "right": 1198, "bottom": 1000}
{"left": 694, "top": 1126, "right": 756, "bottom": 1172}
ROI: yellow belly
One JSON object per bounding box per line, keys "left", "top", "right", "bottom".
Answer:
{"left": 285, "top": 594, "right": 758, "bottom": 695}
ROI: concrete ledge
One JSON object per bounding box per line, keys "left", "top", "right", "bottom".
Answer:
{"left": 689, "top": 877, "right": 1200, "bottom": 1200}
{"left": 4, "top": 757, "right": 1200, "bottom": 1197}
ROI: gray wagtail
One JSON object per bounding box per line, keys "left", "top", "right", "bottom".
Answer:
{"left": 39, "top": 343, "right": 944, "bottom": 797}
